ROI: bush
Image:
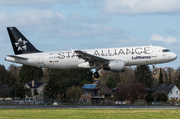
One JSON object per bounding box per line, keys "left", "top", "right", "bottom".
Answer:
{"left": 157, "top": 92, "right": 168, "bottom": 102}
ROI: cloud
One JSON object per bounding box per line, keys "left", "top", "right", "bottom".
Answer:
{"left": 0, "top": 0, "right": 79, "bottom": 5}
{"left": 0, "top": 0, "right": 79, "bottom": 8}
{"left": 103, "top": 0, "right": 180, "bottom": 14}
{"left": 0, "top": 9, "right": 125, "bottom": 41}
{"left": 0, "top": 10, "right": 65, "bottom": 26}
{"left": 150, "top": 34, "right": 179, "bottom": 43}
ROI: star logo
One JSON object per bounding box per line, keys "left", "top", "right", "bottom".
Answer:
{"left": 14, "top": 38, "right": 28, "bottom": 51}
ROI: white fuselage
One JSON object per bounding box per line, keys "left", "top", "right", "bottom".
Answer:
{"left": 5, "top": 46, "right": 177, "bottom": 69}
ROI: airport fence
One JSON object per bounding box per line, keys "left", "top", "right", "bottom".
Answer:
{"left": 0, "top": 98, "right": 179, "bottom": 106}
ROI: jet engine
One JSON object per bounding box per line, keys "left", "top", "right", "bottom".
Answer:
{"left": 103, "top": 60, "right": 125, "bottom": 72}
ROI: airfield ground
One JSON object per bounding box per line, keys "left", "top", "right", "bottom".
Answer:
{"left": 0, "top": 109, "right": 180, "bottom": 119}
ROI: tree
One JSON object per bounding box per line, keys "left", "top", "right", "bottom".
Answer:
{"left": 99, "top": 69, "right": 120, "bottom": 84}
{"left": 10, "top": 84, "right": 26, "bottom": 98}
{"left": 0, "top": 87, "right": 11, "bottom": 99}
{"left": 175, "top": 67, "right": 180, "bottom": 89}
{"left": 18, "top": 65, "right": 33, "bottom": 84}
{"left": 120, "top": 68, "right": 135, "bottom": 84}
{"left": 145, "top": 93, "right": 154, "bottom": 103}
{"left": 165, "top": 67, "right": 174, "bottom": 84}
{"left": 43, "top": 70, "right": 65, "bottom": 99}
{"left": 66, "top": 86, "right": 83, "bottom": 103}
{"left": 152, "top": 92, "right": 159, "bottom": 103}
{"left": 126, "top": 83, "right": 146, "bottom": 103}
{"left": 6, "top": 73, "right": 16, "bottom": 87}
{"left": 8, "top": 64, "right": 20, "bottom": 82}
{"left": 0, "top": 64, "right": 8, "bottom": 84}
{"left": 134, "top": 65, "right": 154, "bottom": 88}
{"left": 164, "top": 73, "right": 168, "bottom": 84}
{"left": 0, "top": 64, "right": 17, "bottom": 87}
{"left": 158, "top": 68, "right": 164, "bottom": 85}
{"left": 43, "top": 69, "right": 93, "bottom": 99}
{"left": 114, "top": 83, "right": 145, "bottom": 103}
{"left": 99, "top": 67, "right": 135, "bottom": 85}
{"left": 114, "top": 86, "right": 127, "bottom": 102}
{"left": 146, "top": 92, "right": 168, "bottom": 103}
{"left": 157, "top": 92, "right": 168, "bottom": 102}
{"left": 105, "top": 75, "right": 117, "bottom": 89}
{"left": 74, "top": 69, "right": 93, "bottom": 87}
{"left": 18, "top": 65, "right": 43, "bottom": 84}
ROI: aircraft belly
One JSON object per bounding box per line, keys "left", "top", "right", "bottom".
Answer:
{"left": 44, "top": 58, "right": 80, "bottom": 69}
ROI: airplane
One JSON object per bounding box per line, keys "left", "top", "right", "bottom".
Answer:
{"left": 5, "top": 27, "right": 177, "bottom": 78}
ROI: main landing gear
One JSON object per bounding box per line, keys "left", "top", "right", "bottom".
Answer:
{"left": 94, "top": 69, "right": 100, "bottom": 78}
{"left": 152, "top": 64, "right": 157, "bottom": 74}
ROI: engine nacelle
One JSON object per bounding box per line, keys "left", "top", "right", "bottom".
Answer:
{"left": 103, "top": 60, "right": 125, "bottom": 72}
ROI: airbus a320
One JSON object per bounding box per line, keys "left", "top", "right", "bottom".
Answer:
{"left": 5, "top": 27, "right": 177, "bottom": 78}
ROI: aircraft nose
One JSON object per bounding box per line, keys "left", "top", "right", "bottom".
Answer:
{"left": 171, "top": 53, "right": 177, "bottom": 61}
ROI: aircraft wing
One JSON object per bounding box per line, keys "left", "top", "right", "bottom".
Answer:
{"left": 75, "top": 50, "right": 109, "bottom": 66}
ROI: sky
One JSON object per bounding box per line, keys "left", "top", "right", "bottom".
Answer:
{"left": 0, "top": 0, "right": 180, "bottom": 69}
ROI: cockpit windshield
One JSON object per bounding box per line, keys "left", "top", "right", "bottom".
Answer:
{"left": 162, "top": 49, "right": 171, "bottom": 53}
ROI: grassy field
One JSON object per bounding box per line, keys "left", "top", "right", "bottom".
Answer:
{"left": 0, "top": 109, "right": 180, "bottom": 119}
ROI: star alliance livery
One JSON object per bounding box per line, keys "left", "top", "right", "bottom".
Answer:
{"left": 5, "top": 27, "right": 177, "bottom": 78}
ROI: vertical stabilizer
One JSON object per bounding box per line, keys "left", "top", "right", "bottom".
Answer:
{"left": 7, "top": 27, "right": 41, "bottom": 55}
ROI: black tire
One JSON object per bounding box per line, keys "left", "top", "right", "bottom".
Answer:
{"left": 94, "top": 72, "right": 100, "bottom": 78}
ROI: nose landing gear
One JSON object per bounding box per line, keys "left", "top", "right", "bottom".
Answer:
{"left": 153, "top": 70, "right": 157, "bottom": 74}
{"left": 152, "top": 64, "right": 157, "bottom": 74}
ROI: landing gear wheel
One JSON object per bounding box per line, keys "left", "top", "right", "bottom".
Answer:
{"left": 153, "top": 70, "right": 157, "bottom": 74}
{"left": 94, "top": 72, "right": 100, "bottom": 78}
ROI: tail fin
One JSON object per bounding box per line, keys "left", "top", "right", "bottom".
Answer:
{"left": 7, "top": 27, "right": 41, "bottom": 55}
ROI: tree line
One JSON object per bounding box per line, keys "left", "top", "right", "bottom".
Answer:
{"left": 102, "top": 65, "right": 180, "bottom": 89}
{"left": 0, "top": 64, "right": 93, "bottom": 100}
{"left": 0, "top": 64, "right": 180, "bottom": 102}
{"left": 102, "top": 65, "right": 180, "bottom": 103}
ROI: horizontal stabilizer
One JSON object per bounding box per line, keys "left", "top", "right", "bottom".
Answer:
{"left": 7, "top": 55, "right": 28, "bottom": 60}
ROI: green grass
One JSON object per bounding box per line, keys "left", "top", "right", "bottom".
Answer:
{"left": 0, "top": 109, "right": 180, "bottom": 119}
